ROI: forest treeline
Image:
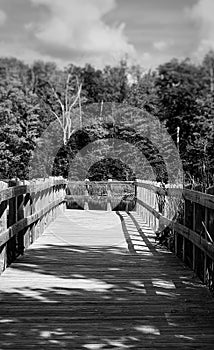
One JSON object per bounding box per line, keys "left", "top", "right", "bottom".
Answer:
{"left": 0, "top": 52, "right": 214, "bottom": 186}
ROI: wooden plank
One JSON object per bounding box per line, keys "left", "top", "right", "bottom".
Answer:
{"left": 135, "top": 181, "right": 214, "bottom": 211}
{"left": 0, "top": 179, "right": 67, "bottom": 203}
{"left": 174, "top": 222, "right": 214, "bottom": 261}
{"left": 0, "top": 197, "right": 65, "bottom": 247}
{"left": 0, "top": 210, "right": 214, "bottom": 349}
{"left": 0, "top": 185, "right": 27, "bottom": 203}
{"left": 183, "top": 189, "right": 214, "bottom": 210}
{"left": 0, "top": 181, "right": 7, "bottom": 273}
{"left": 107, "top": 179, "right": 112, "bottom": 211}
{"left": 135, "top": 180, "right": 165, "bottom": 194}
{"left": 84, "top": 179, "right": 89, "bottom": 210}
{"left": 136, "top": 196, "right": 214, "bottom": 261}
{"left": 136, "top": 198, "right": 171, "bottom": 226}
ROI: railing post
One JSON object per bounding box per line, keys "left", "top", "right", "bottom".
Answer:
{"left": 0, "top": 181, "right": 8, "bottom": 273}
{"left": 146, "top": 187, "right": 148, "bottom": 225}
{"left": 203, "top": 205, "right": 208, "bottom": 284}
{"left": 84, "top": 179, "right": 89, "bottom": 210}
{"left": 8, "top": 179, "right": 19, "bottom": 264}
{"left": 182, "top": 235, "right": 186, "bottom": 262}
{"left": 174, "top": 226, "right": 178, "bottom": 255}
{"left": 107, "top": 179, "right": 112, "bottom": 211}
{"left": 134, "top": 180, "right": 138, "bottom": 213}
{"left": 17, "top": 180, "right": 25, "bottom": 255}
{"left": 192, "top": 201, "right": 196, "bottom": 271}
{"left": 144, "top": 187, "right": 147, "bottom": 224}
{"left": 203, "top": 253, "right": 207, "bottom": 284}
{"left": 22, "top": 181, "right": 31, "bottom": 249}
{"left": 30, "top": 189, "right": 36, "bottom": 244}
{"left": 0, "top": 177, "right": 67, "bottom": 274}
{"left": 148, "top": 187, "right": 151, "bottom": 227}
{"left": 155, "top": 188, "right": 159, "bottom": 232}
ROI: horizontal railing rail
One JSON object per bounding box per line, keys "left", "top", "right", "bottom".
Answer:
{"left": 135, "top": 180, "right": 214, "bottom": 290}
{"left": 2, "top": 176, "right": 213, "bottom": 290}
{"left": 0, "top": 177, "right": 67, "bottom": 274}
{"left": 66, "top": 179, "right": 136, "bottom": 211}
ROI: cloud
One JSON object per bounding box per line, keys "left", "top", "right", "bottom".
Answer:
{"left": 153, "top": 41, "right": 168, "bottom": 51}
{"left": 187, "top": 0, "right": 214, "bottom": 56}
{"left": 0, "top": 9, "right": 6, "bottom": 25}
{"left": 28, "top": 0, "right": 135, "bottom": 64}
{"left": 153, "top": 39, "right": 174, "bottom": 52}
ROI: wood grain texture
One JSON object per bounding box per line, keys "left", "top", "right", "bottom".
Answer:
{"left": 136, "top": 195, "right": 214, "bottom": 261}
{"left": 0, "top": 179, "right": 67, "bottom": 203}
{"left": 0, "top": 210, "right": 214, "bottom": 349}
{"left": 0, "top": 178, "right": 67, "bottom": 274}
{"left": 0, "top": 197, "right": 65, "bottom": 246}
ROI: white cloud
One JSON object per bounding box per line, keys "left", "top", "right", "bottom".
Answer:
{"left": 153, "top": 40, "right": 174, "bottom": 52}
{"left": 187, "top": 0, "right": 214, "bottom": 56}
{"left": 0, "top": 9, "right": 6, "bottom": 26}
{"left": 153, "top": 41, "right": 168, "bottom": 51}
{"left": 28, "top": 0, "right": 135, "bottom": 63}
{"left": 188, "top": 0, "right": 214, "bottom": 24}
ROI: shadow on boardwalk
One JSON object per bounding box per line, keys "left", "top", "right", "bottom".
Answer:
{"left": 0, "top": 213, "right": 214, "bottom": 349}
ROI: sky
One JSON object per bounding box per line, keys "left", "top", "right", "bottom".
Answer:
{"left": 0, "top": 0, "right": 213, "bottom": 69}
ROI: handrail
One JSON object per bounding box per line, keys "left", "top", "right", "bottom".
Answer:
{"left": 0, "top": 178, "right": 67, "bottom": 203}
{"left": 0, "top": 197, "right": 64, "bottom": 247}
{"left": 67, "top": 179, "right": 135, "bottom": 211}
{"left": 2, "top": 177, "right": 214, "bottom": 288}
{"left": 135, "top": 180, "right": 214, "bottom": 289}
{"left": 0, "top": 177, "right": 67, "bottom": 274}
{"left": 68, "top": 180, "right": 135, "bottom": 185}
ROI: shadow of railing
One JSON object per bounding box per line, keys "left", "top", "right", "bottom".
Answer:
{"left": 1, "top": 233, "right": 213, "bottom": 348}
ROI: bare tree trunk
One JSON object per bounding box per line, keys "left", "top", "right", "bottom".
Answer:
{"left": 48, "top": 73, "right": 82, "bottom": 145}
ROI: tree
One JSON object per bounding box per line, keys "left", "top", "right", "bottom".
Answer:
{"left": 35, "top": 63, "right": 83, "bottom": 145}
{"left": 155, "top": 58, "right": 209, "bottom": 183}
{"left": 126, "top": 68, "right": 158, "bottom": 114}
{"left": 0, "top": 58, "right": 41, "bottom": 179}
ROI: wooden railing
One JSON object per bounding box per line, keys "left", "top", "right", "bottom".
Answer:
{"left": 0, "top": 177, "right": 67, "bottom": 274}
{"left": 66, "top": 180, "right": 135, "bottom": 211}
{"left": 135, "top": 180, "right": 214, "bottom": 290}
{"left": 2, "top": 176, "right": 214, "bottom": 289}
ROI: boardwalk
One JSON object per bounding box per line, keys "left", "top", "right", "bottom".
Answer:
{"left": 0, "top": 210, "right": 214, "bottom": 349}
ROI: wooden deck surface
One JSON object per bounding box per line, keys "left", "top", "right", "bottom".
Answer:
{"left": 0, "top": 209, "right": 214, "bottom": 349}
